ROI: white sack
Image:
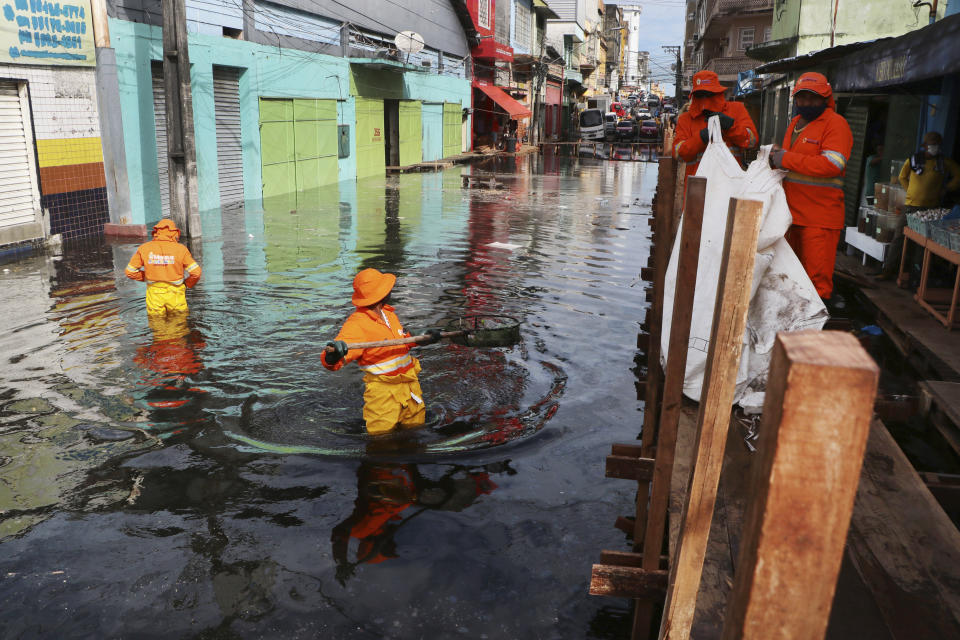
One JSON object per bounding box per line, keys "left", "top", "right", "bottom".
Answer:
{"left": 660, "top": 117, "right": 827, "bottom": 409}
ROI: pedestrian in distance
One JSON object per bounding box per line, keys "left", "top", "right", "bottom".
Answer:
{"left": 879, "top": 131, "right": 960, "bottom": 279}
{"left": 124, "top": 218, "right": 202, "bottom": 315}
{"left": 769, "top": 72, "right": 853, "bottom": 305}
{"left": 672, "top": 69, "right": 759, "bottom": 184}
{"left": 322, "top": 268, "right": 442, "bottom": 435}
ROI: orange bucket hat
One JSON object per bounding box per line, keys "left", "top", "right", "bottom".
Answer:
{"left": 792, "top": 72, "right": 836, "bottom": 109}
{"left": 352, "top": 268, "right": 396, "bottom": 307}
{"left": 691, "top": 70, "right": 726, "bottom": 93}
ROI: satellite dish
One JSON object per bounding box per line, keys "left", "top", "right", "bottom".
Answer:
{"left": 394, "top": 31, "right": 425, "bottom": 55}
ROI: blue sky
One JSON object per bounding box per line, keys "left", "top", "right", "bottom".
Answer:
{"left": 614, "top": 1, "right": 686, "bottom": 93}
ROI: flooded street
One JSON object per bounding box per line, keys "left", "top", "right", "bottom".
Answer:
{"left": 0, "top": 157, "right": 656, "bottom": 638}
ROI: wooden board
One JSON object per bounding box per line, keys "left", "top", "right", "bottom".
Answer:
{"left": 667, "top": 407, "right": 960, "bottom": 639}
{"left": 845, "top": 419, "right": 960, "bottom": 639}
{"left": 920, "top": 380, "right": 960, "bottom": 457}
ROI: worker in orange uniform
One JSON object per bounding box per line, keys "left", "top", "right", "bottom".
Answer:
{"left": 322, "top": 268, "right": 441, "bottom": 435}
{"left": 672, "top": 70, "right": 758, "bottom": 182}
{"left": 125, "top": 219, "right": 202, "bottom": 315}
{"left": 769, "top": 72, "right": 853, "bottom": 303}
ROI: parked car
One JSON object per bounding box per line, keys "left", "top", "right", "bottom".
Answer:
{"left": 638, "top": 119, "right": 659, "bottom": 139}
{"left": 637, "top": 109, "right": 652, "bottom": 120}
{"left": 604, "top": 113, "right": 618, "bottom": 140}
{"left": 616, "top": 117, "right": 637, "bottom": 141}
{"left": 578, "top": 108, "right": 605, "bottom": 141}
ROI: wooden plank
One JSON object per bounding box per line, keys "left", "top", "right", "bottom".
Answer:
{"left": 591, "top": 565, "right": 669, "bottom": 598}
{"left": 601, "top": 550, "right": 670, "bottom": 570}
{"left": 613, "top": 443, "right": 646, "bottom": 458}
{"left": 721, "top": 332, "right": 879, "bottom": 640}
{"left": 607, "top": 455, "right": 655, "bottom": 482}
{"left": 845, "top": 419, "right": 960, "bottom": 639}
{"left": 633, "top": 176, "right": 707, "bottom": 639}
{"left": 659, "top": 197, "right": 764, "bottom": 640}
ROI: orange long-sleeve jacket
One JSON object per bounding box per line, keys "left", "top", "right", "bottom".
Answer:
{"left": 780, "top": 109, "right": 853, "bottom": 229}
{"left": 322, "top": 305, "right": 416, "bottom": 377}
{"left": 125, "top": 220, "right": 202, "bottom": 287}
{"left": 672, "top": 100, "right": 758, "bottom": 179}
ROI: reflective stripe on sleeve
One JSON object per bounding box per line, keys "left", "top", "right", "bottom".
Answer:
{"left": 185, "top": 262, "right": 199, "bottom": 272}
{"left": 126, "top": 264, "right": 142, "bottom": 273}
{"left": 358, "top": 353, "right": 414, "bottom": 376}
{"left": 821, "top": 150, "right": 847, "bottom": 170}
{"left": 746, "top": 128, "right": 757, "bottom": 148}
{"left": 784, "top": 171, "right": 845, "bottom": 189}
{"left": 672, "top": 140, "right": 682, "bottom": 159}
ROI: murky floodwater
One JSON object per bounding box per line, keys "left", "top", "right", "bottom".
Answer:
{"left": 0, "top": 155, "right": 657, "bottom": 638}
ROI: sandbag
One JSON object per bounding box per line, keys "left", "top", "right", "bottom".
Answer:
{"left": 660, "top": 117, "right": 827, "bottom": 410}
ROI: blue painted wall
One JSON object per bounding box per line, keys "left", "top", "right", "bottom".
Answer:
{"left": 110, "top": 18, "right": 470, "bottom": 226}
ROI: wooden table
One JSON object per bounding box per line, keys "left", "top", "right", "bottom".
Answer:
{"left": 897, "top": 226, "right": 960, "bottom": 329}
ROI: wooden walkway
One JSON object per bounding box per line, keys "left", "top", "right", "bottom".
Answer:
{"left": 668, "top": 405, "right": 960, "bottom": 639}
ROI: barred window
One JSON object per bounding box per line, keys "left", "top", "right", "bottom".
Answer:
{"left": 738, "top": 27, "right": 755, "bottom": 51}
{"left": 514, "top": 0, "right": 531, "bottom": 49}
{"left": 478, "top": 0, "right": 490, "bottom": 30}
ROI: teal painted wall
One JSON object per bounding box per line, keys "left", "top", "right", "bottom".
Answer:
{"left": 110, "top": 19, "right": 469, "bottom": 226}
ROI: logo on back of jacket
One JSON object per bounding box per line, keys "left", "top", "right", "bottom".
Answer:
{"left": 147, "top": 252, "right": 176, "bottom": 265}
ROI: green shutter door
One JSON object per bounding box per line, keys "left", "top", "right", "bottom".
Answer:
{"left": 398, "top": 100, "right": 422, "bottom": 167}
{"left": 260, "top": 99, "right": 296, "bottom": 206}
{"left": 259, "top": 98, "right": 337, "bottom": 206}
{"left": 355, "top": 98, "right": 385, "bottom": 180}
{"left": 443, "top": 103, "right": 462, "bottom": 158}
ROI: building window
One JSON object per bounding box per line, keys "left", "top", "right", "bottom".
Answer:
{"left": 738, "top": 27, "right": 755, "bottom": 51}
{"left": 478, "top": 0, "right": 490, "bottom": 30}
{"left": 764, "top": 27, "right": 772, "bottom": 42}
{"left": 514, "top": 0, "right": 531, "bottom": 48}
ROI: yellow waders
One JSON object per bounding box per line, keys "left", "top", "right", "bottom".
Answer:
{"left": 362, "top": 360, "right": 426, "bottom": 435}
{"left": 145, "top": 282, "right": 189, "bottom": 316}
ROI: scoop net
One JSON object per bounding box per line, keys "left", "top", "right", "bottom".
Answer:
{"left": 443, "top": 315, "right": 521, "bottom": 348}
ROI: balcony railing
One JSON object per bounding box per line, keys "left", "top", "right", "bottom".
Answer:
{"left": 702, "top": 56, "right": 758, "bottom": 77}
{"left": 716, "top": 0, "right": 773, "bottom": 14}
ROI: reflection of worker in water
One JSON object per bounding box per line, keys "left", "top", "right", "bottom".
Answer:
{"left": 331, "top": 461, "right": 501, "bottom": 584}
{"left": 322, "top": 268, "right": 441, "bottom": 435}
{"left": 133, "top": 314, "right": 206, "bottom": 409}
{"left": 125, "top": 219, "right": 202, "bottom": 315}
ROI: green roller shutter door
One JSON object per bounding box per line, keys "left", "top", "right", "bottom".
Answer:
{"left": 356, "top": 98, "right": 385, "bottom": 180}
{"left": 398, "top": 100, "right": 422, "bottom": 167}
{"left": 443, "top": 103, "right": 461, "bottom": 159}
{"left": 259, "top": 98, "right": 337, "bottom": 206}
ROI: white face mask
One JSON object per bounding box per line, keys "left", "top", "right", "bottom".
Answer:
{"left": 927, "top": 144, "right": 940, "bottom": 156}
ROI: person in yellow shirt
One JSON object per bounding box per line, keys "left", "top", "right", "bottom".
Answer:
{"left": 881, "top": 132, "right": 960, "bottom": 277}
{"left": 898, "top": 131, "right": 960, "bottom": 209}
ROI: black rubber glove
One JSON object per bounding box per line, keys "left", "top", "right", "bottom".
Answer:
{"left": 716, "top": 113, "right": 735, "bottom": 131}
{"left": 421, "top": 329, "right": 443, "bottom": 345}
{"left": 770, "top": 149, "right": 786, "bottom": 169}
{"left": 700, "top": 127, "right": 710, "bottom": 144}
{"left": 324, "top": 340, "right": 348, "bottom": 365}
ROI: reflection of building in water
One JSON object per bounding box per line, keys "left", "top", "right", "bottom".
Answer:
{"left": 262, "top": 183, "right": 344, "bottom": 285}
{"left": 331, "top": 461, "right": 506, "bottom": 583}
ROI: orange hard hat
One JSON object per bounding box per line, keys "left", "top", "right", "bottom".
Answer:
{"left": 792, "top": 72, "right": 835, "bottom": 107}
{"left": 352, "top": 268, "right": 396, "bottom": 307}
{"left": 691, "top": 70, "right": 726, "bottom": 93}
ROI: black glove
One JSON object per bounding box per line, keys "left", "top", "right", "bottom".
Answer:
{"left": 324, "top": 340, "right": 348, "bottom": 365}
{"left": 716, "top": 113, "right": 735, "bottom": 131}
{"left": 421, "top": 329, "right": 443, "bottom": 345}
{"left": 770, "top": 149, "right": 786, "bottom": 169}
{"left": 700, "top": 127, "right": 710, "bottom": 144}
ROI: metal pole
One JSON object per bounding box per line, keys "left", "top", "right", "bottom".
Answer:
{"left": 162, "top": 0, "right": 201, "bottom": 237}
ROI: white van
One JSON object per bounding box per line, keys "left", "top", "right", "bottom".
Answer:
{"left": 578, "top": 109, "right": 605, "bottom": 141}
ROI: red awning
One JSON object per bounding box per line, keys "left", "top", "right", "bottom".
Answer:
{"left": 475, "top": 84, "right": 531, "bottom": 120}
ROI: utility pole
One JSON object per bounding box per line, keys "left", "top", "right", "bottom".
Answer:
{"left": 162, "top": 0, "right": 201, "bottom": 237}
{"left": 662, "top": 45, "right": 681, "bottom": 103}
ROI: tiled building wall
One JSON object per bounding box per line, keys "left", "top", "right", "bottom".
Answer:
{"left": 0, "top": 64, "right": 108, "bottom": 240}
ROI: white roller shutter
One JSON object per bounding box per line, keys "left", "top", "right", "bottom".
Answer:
{"left": 0, "top": 82, "right": 40, "bottom": 232}
{"left": 151, "top": 63, "right": 170, "bottom": 217}
{"left": 213, "top": 66, "right": 244, "bottom": 208}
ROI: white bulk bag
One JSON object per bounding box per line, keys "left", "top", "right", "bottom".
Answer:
{"left": 660, "top": 117, "right": 827, "bottom": 409}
